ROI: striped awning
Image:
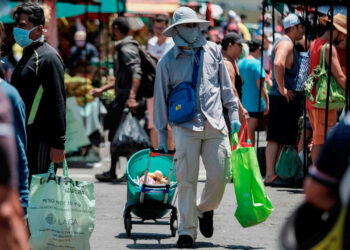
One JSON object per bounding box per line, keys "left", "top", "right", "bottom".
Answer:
{"left": 126, "top": 0, "right": 180, "bottom": 14}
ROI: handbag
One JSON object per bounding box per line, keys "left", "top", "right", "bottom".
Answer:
{"left": 304, "top": 44, "right": 345, "bottom": 109}
{"left": 294, "top": 51, "right": 310, "bottom": 92}
{"left": 168, "top": 49, "right": 201, "bottom": 124}
{"left": 275, "top": 145, "right": 303, "bottom": 180}
{"left": 28, "top": 161, "right": 95, "bottom": 250}
{"left": 231, "top": 132, "right": 273, "bottom": 228}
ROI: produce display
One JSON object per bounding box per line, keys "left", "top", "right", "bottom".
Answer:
{"left": 136, "top": 170, "right": 173, "bottom": 185}
{"left": 64, "top": 73, "right": 95, "bottom": 106}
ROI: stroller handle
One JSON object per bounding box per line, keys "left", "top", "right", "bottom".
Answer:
{"left": 149, "top": 147, "right": 176, "bottom": 157}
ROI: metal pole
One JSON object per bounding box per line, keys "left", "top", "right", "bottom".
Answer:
{"left": 98, "top": 2, "right": 102, "bottom": 78}
{"left": 84, "top": 0, "right": 89, "bottom": 125}
{"left": 303, "top": 3, "right": 308, "bottom": 172}
{"left": 324, "top": 1, "right": 334, "bottom": 141}
{"left": 257, "top": 0, "right": 266, "bottom": 150}
{"left": 272, "top": 1, "right": 275, "bottom": 43}
{"left": 346, "top": 0, "right": 350, "bottom": 112}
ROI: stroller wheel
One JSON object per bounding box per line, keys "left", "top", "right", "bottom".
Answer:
{"left": 124, "top": 215, "right": 132, "bottom": 236}
{"left": 170, "top": 212, "right": 178, "bottom": 237}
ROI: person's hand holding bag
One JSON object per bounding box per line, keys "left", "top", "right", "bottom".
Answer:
{"left": 231, "top": 120, "right": 241, "bottom": 134}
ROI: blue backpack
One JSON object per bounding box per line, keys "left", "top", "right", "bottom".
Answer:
{"left": 168, "top": 49, "right": 201, "bottom": 124}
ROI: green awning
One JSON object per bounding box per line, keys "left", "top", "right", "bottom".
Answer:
{"left": 0, "top": 0, "right": 125, "bottom": 23}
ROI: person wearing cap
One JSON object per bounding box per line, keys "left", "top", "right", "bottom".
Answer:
{"left": 221, "top": 32, "right": 249, "bottom": 131}
{"left": 264, "top": 13, "right": 305, "bottom": 186}
{"left": 220, "top": 10, "right": 238, "bottom": 36}
{"left": 91, "top": 16, "right": 143, "bottom": 183}
{"left": 153, "top": 6, "right": 240, "bottom": 248}
{"left": 307, "top": 13, "right": 347, "bottom": 165}
{"left": 67, "top": 30, "right": 99, "bottom": 72}
{"left": 238, "top": 38, "right": 269, "bottom": 146}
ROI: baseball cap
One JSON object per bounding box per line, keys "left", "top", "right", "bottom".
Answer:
{"left": 283, "top": 13, "right": 303, "bottom": 29}
{"left": 222, "top": 32, "right": 245, "bottom": 45}
{"left": 228, "top": 10, "right": 237, "bottom": 19}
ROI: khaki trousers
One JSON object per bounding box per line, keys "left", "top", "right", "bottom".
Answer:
{"left": 172, "top": 121, "right": 231, "bottom": 240}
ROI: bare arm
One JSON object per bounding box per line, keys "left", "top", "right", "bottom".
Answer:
{"left": 325, "top": 44, "right": 346, "bottom": 89}
{"left": 256, "top": 78, "right": 269, "bottom": 113}
{"left": 224, "top": 60, "right": 249, "bottom": 121}
{"left": 273, "top": 41, "right": 294, "bottom": 102}
{"left": 224, "top": 60, "right": 240, "bottom": 100}
{"left": 304, "top": 177, "right": 336, "bottom": 211}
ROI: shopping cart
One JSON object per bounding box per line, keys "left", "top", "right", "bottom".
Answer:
{"left": 123, "top": 148, "right": 178, "bottom": 237}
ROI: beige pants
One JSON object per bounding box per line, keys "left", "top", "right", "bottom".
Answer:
{"left": 172, "top": 121, "right": 231, "bottom": 240}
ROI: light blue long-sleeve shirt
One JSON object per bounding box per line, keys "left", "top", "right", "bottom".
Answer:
{"left": 154, "top": 41, "right": 239, "bottom": 145}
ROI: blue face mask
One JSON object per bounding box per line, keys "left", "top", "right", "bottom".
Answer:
{"left": 176, "top": 25, "right": 199, "bottom": 44}
{"left": 13, "top": 26, "right": 40, "bottom": 48}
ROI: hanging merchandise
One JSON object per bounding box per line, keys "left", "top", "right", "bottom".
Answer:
{"left": 28, "top": 161, "right": 95, "bottom": 250}
{"left": 231, "top": 131, "right": 274, "bottom": 228}
{"left": 112, "top": 110, "right": 151, "bottom": 157}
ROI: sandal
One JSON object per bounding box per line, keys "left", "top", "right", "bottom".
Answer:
{"left": 264, "top": 175, "right": 278, "bottom": 186}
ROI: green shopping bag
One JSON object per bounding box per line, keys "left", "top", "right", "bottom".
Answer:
{"left": 304, "top": 43, "right": 345, "bottom": 110}
{"left": 275, "top": 145, "right": 302, "bottom": 180}
{"left": 231, "top": 133, "right": 273, "bottom": 228}
{"left": 28, "top": 161, "right": 95, "bottom": 250}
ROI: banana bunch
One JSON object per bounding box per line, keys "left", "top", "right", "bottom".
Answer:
{"left": 64, "top": 73, "right": 95, "bottom": 106}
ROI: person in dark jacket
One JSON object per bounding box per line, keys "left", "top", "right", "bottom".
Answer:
{"left": 11, "top": 2, "right": 66, "bottom": 179}
{"left": 90, "top": 17, "right": 142, "bottom": 182}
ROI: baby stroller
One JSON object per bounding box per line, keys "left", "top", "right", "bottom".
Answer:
{"left": 123, "top": 148, "right": 178, "bottom": 237}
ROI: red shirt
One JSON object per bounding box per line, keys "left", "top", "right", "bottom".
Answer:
{"left": 307, "top": 38, "right": 328, "bottom": 109}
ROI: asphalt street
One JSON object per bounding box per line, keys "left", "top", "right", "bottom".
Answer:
{"left": 59, "top": 140, "right": 305, "bottom": 250}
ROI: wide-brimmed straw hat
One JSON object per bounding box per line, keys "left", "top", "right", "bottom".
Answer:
{"left": 162, "top": 7, "right": 211, "bottom": 37}
{"left": 320, "top": 13, "right": 347, "bottom": 34}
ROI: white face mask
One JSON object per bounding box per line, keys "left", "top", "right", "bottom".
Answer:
{"left": 76, "top": 40, "right": 86, "bottom": 48}
{"left": 176, "top": 25, "right": 199, "bottom": 44}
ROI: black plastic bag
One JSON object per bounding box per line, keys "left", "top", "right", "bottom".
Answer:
{"left": 112, "top": 110, "right": 151, "bottom": 156}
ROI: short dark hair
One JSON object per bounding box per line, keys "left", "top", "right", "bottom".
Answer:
{"left": 13, "top": 2, "right": 45, "bottom": 26}
{"left": 154, "top": 14, "right": 169, "bottom": 25}
{"left": 112, "top": 17, "right": 130, "bottom": 35}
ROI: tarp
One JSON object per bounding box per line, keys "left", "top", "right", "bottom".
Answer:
{"left": 126, "top": 0, "right": 179, "bottom": 14}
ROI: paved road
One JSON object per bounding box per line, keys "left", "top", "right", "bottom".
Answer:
{"left": 60, "top": 142, "right": 304, "bottom": 250}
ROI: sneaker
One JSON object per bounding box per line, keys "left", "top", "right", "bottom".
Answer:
{"left": 198, "top": 210, "right": 214, "bottom": 238}
{"left": 95, "top": 171, "right": 117, "bottom": 182}
{"left": 176, "top": 235, "right": 194, "bottom": 248}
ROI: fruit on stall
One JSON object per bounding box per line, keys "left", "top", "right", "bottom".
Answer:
{"left": 64, "top": 73, "right": 95, "bottom": 106}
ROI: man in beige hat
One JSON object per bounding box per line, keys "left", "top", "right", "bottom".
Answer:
{"left": 154, "top": 6, "right": 240, "bottom": 248}
{"left": 307, "top": 13, "right": 347, "bottom": 164}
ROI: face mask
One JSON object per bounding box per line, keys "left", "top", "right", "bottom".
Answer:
{"left": 176, "top": 25, "right": 199, "bottom": 44}
{"left": 13, "top": 26, "right": 40, "bottom": 48}
{"left": 76, "top": 40, "right": 86, "bottom": 48}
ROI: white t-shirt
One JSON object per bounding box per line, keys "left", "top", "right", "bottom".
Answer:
{"left": 147, "top": 36, "right": 174, "bottom": 59}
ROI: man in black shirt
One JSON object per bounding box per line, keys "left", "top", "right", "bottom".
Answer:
{"left": 11, "top": 2, "right": 66, "bottom": 179}
{"left": 90, "top": 17, "right": 142, "bottom": 182}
